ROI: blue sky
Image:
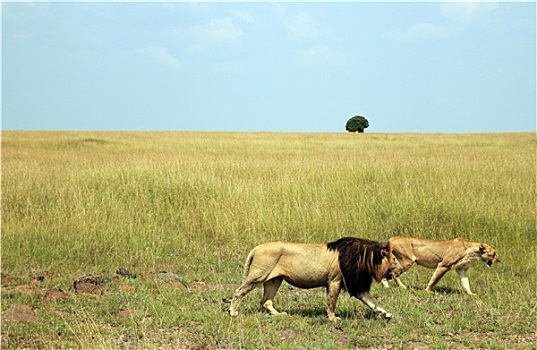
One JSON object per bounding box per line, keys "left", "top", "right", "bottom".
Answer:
{"left": 2, "top": 1, "right": 535, "bottom": 133}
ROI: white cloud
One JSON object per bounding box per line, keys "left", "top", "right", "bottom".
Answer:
{"left": 273, "top": 8, "right": 344, "bottom": 67}
{"left": 185, "top": 12, "right": 253, "bottom": 52}
{"left": 3, "top": 2, "right": 50, "bottom": 23}
{"left": 137, "top": 47, "right": 182, "bottom": 71}
{"left": 390, "top": 22, "right": 451, "bottom": 43}
{"left": 285, "top": 12, "right": 319, "bottom": 40}
{"left": 296, "top": 45, "right": 346, "bottom": 68}
{"left": 390, "top": 1, "right": 500, "bottom": 44}
{"left": 441, "top": 1, "right": 499, "bottom": 22}
{"left": 232, "top": 11, "right": 254, "bottom": 23}
{"left": 182, "top": 0, "right": 210, "bottom": 13}
{"left": 197, "top": 18, "right": 241, "bottom": 44}
{"left": 389, "top": 0, "right": 498, "bottom": 43}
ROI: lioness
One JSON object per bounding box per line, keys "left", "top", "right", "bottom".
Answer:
{"left": 381, "top": 236, "right": 500, "bottom": 295}
{"left": 229, "top": 237, "right": 403, "bottom": 322}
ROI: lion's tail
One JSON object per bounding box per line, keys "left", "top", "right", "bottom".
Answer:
{"left": 242, "top": 246, "right": 257, "bottom": 278}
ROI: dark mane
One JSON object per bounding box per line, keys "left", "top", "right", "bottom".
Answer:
{"left": 327, "top": 237, "right": 388, "bottom": 297}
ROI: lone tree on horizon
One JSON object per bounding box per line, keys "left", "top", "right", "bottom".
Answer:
{"left": 345, "top": 115, "right": 369, "bottom": 133}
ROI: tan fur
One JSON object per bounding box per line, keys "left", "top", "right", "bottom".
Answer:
{"left": 381, "top": 236, "right": 500, "bottom": 295}
{"left": 229, "top": 240, "right": 402, "bottom": 322}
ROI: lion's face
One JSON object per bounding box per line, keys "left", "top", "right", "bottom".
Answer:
{"left": 479, "top": 243, "right": 500, "bottom": 267}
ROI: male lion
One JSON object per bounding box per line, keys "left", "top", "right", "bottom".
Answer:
{"left": 381, "top": 236, "right": 500, "bottom": 295}
{"left": 229, "top": 237, "right": 403, "bottom": 322}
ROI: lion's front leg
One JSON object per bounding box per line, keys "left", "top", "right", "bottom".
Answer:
{"left": 356, "top": 292, "right": 393, "bottom": 319}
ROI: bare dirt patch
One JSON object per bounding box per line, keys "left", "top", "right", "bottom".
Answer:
{"left": 278, "top": 328, "right": 304, "bottom": 341}
{"left": 117, "top": 309, "right": 152, "bottom": 319}
{"left": 2, "top": 305, "right": 37, "bottom": 323}
{"left": 334, "top": 328, "right": 351, "bottom": 347}
{"left": 405, "top": 340, "right": 429, "bottom": 349}
{"left": 1, "top": 271, "right": 48, "bottom": 285}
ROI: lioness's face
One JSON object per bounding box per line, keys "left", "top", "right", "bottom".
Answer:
{"left": 480, "top": 243, "right": 500, "bottom": 267}
{"left": 384, "top": 250, "right": 403, "bottom": 280}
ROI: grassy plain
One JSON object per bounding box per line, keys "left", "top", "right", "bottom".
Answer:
{"left": 1, "top": 131, "right": 535, "bottom": 349}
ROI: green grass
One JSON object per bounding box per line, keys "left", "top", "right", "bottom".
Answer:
{"left": 2, "top": 131, "right": 536, "bottom": 349}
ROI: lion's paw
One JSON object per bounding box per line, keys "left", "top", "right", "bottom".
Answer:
{"left": 328, "top": 316, "right": 341, "bottom": 323}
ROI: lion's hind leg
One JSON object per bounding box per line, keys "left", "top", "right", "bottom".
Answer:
{"left": 261, "top": 277, "right": 287, "bottom": 316}
{"left": 326, "top": 281, "right": 342, "bottom": 322}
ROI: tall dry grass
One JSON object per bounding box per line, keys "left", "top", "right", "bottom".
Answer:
{"left": 2, "top": 131, "right": 534, "bottom": 278}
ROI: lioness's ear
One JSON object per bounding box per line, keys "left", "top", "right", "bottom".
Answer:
{"left": 380, "top": 246, "right": 390, "bottom": 257}
{"left": 479, "top": 243, "right": 486, "bottom": 253}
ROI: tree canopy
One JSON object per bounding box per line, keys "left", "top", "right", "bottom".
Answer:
{"left": 345, "top": 115, "right": 369, "bottom": 133}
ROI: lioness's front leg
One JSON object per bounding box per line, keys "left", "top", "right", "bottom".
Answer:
{"left": 392, "top": 275, "right": 407, "bottom": 289}
{"left": 456, "top": 267, "right": 476, "bottom": 295}
{"left": 381, "top": 279, "right": 390, "bottom": 288}
{"left": 381, "top": 276, "right": 407, "bottom": 289}
{"left": 382, "top": 256, "right": 412, "bottom": 289}
{"left": 356, "top": 292, "right": 393, "bottom": 319}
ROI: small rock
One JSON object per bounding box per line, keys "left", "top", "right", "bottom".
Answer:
{"left": 154, "top": 272, "right": 188, "bottom": 287}
{"left": 116, "top": 268, "right": 136, "bottom": 279}
{"left": 73, "top": 274, "right": 110, "bottom": 293}
{"left": 30, "top": 270, "right": 49, "bottom": 282}
{"left": 43, "top": 288, "right": 69, "bottom": 302}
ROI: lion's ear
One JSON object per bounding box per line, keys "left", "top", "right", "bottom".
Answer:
{"left": 479, "top": 243, "right": 486, "bottom": 253}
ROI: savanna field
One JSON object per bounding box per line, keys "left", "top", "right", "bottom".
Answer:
{"left": 1, "top": 131, "right": 535, "bottom": 349}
